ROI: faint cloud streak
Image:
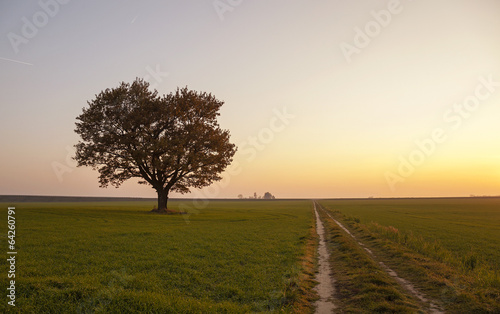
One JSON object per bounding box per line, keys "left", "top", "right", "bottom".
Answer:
{"left": 0, "top": 56, "right": 33, "bottom": 66}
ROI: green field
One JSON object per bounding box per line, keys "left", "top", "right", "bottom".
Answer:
{"left": 318, "top": 198, "right": 500, "bottom": 312}
{"left": 2, "top": 198, "right": 499, "bottom": 312}
{"left": 0, "top": 200, "right": 313, "bottom": 313}
{"left": 318, "top": 198, "right": 500, "bottom": 269}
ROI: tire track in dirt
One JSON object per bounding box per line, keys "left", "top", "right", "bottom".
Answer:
{"left": 314, "top": 201, "right": 444, "bottom": 314}
{"left": 313, "top": 202, "right": 337, "bottom": 313}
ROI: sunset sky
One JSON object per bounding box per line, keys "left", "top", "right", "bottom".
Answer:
{"left": 1, "top": 0, "right": 500, "bottom": 199}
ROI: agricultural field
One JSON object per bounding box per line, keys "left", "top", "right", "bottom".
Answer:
{"left": 318, "top": 198, "right": 500, "bottom": 270}
{"left": 318, "top": 198, "right": 500, "bottom": 313}
{"left": 0, "top": 200, "right": 315, "bottom": 313}
{"left": 2, "top": 197, "right": 499, "bottom": 313}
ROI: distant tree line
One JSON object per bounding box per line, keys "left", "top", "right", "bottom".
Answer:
{"left": 237, "top": 192, "right": 276, "bottom": 200}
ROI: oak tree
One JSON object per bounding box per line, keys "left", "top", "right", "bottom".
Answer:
{"left": 74, "top": 78, "right": 236, "bottom": 212}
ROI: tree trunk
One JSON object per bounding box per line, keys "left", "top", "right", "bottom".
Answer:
{"left": 156, "top": 189, "right": 168, "bottom": 212}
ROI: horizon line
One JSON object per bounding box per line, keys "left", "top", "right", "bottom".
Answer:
{"left": 1, "top": 194, "right": 500, "bottom": 203}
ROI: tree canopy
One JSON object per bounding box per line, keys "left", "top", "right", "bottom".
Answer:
{"left": 263, "top": 192, "right": 275, "bottom": 200}
{"left": 74, "top": 78, "right": 236, "bottom": 212}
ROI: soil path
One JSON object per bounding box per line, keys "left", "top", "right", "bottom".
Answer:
{"left": 314, "top": 201, "right": 444, "bottom": 314}
{"left": 313, "top": 203, "right": 337, "bottom": 313}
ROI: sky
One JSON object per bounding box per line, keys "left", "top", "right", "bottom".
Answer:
{"left": 1, "top": 0, "right": 500, "bottom": 199}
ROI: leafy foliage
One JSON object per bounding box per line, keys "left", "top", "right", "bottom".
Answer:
{"left": 74, "top": 79, "right": 236, "bottom": 209}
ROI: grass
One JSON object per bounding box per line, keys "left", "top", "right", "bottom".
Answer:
{"left": 318, "top": 198, "right": 500, "bottom": 267}
{"left": 0, "top": 200, "right": 314, "bottom": 313}
{"left": 319, "top": 198, "right": 500, "bottom": 313}
{"left": 315, "top": 204, "right": 422, "bottom": 312}
{"left": 5, "top": 197, "right": 497, "bottom": 312}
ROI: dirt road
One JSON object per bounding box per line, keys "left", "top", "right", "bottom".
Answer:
{"left": 313, "top": 201, "right": 444, "bottom": 313}
{"left": 313, "top": 203, "right": 336, "bottom": 313}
